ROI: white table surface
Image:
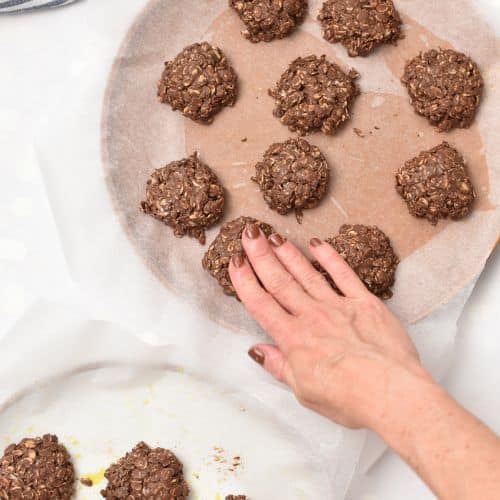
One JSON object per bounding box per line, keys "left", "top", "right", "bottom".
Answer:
{"left": 0, "top": 2, "right": 499, "bottom": 499}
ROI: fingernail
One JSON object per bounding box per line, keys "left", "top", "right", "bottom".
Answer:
{"left": 248, "top": 347, "right": 265, "bottom": 365}
{"left": 310, "top": 238, "right": 323, "bottom": 247}
{"left": 269, "top": 233, "right": 286, "bottom": 247}
{"left": 246, "top": 223, "right": 260, "bottom": 240}
{"left": 232, "top": 253, "right": 245, "bottom": 268}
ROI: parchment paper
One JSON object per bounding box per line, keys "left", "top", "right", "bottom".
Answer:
{"left": 0, "top": 300, "right": 365, "bottom": 499}
{"left": 102, "top": 0, "right": 500, "bottom": 332}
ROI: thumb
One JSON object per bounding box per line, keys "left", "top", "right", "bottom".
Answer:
{"left": 248, "top": 344, "right": 287, "bottom": 383}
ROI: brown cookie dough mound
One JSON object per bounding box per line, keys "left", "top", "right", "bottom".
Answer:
{"left": 0, "top": 434, "right": 75, "bottom": 499}
{"left": 203, "top": 216, "right": 274, "bottom": 296}
{"left": 158, "top": 42, "right": 238, "bottom": 124}
{"left": 229, "top": 0, "right": 307, "bottom": 43}
{"left": 401, "top": 48, "right": 484, "bottom": 132}
{"left": 318, "top": 0, "right": 402, "bottom": 57}
{"left": 252, "top": 138, "right": 330, "bottom": 222}
{"left": 396, "top": 142, "right": 475, "bottom": 225}
{"left": 101, "top": 442, "right": 189, "bottom": 499}
{"left": 141, "top": 153, "right": 225, "bottom": 245}
{"left": 226, "top": 496, "right": 247, "bottom": 500}
{"left": 313, "top": 224, "right": 398, "bottom": 299}
{"left": 269, "top": 55, "right": 359, "bottom": 136}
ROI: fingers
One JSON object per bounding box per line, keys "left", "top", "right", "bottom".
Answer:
{"left": 309, "top": 238, "right": 368, "bottom": 299}
{"left": 267, "top": 233, "right": 338, "bottom": 302}
{"left": 248, "top": 344, "right": 288, "bottom": 384}
{"left": 242, "top": 224, "right": 314, "bottom": 314}
{"left": 229, "top": 254, "right": 293, "bottom": 346}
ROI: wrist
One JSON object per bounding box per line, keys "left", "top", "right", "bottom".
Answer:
{"left": 367, "top": 361, "right": 446, "bottom": 443}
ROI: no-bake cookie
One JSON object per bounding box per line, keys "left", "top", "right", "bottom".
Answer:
{"left": 318, "top": 0, "right": 402, "bottom": 57}
{"left": 269, "top": 55, "right": 359, "bottom": 135}
{"left": 203, "top": 216, "right": 274, "bottom": 296}
{"left": 0, "top": 434, "right": 75, "bottom": 500}
{"left": 230, "top": 0, "right": 307, "bottom": 42}
{"left": 313, "top": 224, "right": 399, "bottom": 299}
{"left": 252, "top": 137, "right": 330, "bottom": 222}
{"left": 141, "top": 153, "right": 225, "bottom": 245}
{"left": 158, "top": 42, "right": 238, "bottom": 124}
{"left": 401, "top": 48, "right": 483, "bottom": 132}
{"left": 226, "top": 496, "right": 247, "bottom": 500}
{"left": 101, "top": 442, "right": 189, "bottom": 499}
{"left": 396, "top": 142, "right": 475, "bottom": 224}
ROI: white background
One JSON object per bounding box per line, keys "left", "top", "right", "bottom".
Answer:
{"left": 0, "top": 1, "right": 499, "bottom": 499}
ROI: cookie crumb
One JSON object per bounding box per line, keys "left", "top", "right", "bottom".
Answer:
{"left": 80, "top": 477, "right": 93, "bottom": 487}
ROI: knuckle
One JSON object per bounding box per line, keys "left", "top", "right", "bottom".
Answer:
{"left": 265, "top": 271, "right": 295, "bottom": 296}
{"left": 364, "top": 296, "right": 384, "bottom": 316}
{"left": 244, "top": 292, "right": 268, "bottom": 316}
{"left": 251, "top": 244, "right": 272, "bottom": 261}
{"left": 305, "top": 269, "right": 328, "bottom": 288}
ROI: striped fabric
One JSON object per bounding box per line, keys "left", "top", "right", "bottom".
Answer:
{"left": 0, "top": 0, "right": 78, "bottom": 13}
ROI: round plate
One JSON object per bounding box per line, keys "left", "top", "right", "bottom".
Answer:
{"left": 102, "top": 0, "right": 500, "bottom": 330}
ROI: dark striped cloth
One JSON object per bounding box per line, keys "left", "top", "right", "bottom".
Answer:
{"left": 0, "top": 0, "right": 78, "bottom": 13}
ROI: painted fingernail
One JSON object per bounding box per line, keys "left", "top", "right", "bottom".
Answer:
{"left": 248, "top": 347, "right": 265, "bottom": 365}
{"left": 269, "top": 233, "right": 286, "bottom": 247}
{"left": 232, "top": 253, "right": 245, "bottom": 268}
{"left": 310, "top": 238, "right": 323, "bottom": 247}
{"left": 246, "top": 223, "right": 260, "bottom": 240}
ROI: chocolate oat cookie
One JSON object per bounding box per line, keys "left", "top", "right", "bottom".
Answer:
{"left": 141, "top": 153, "right": 225, "bottom": 245}
{"left": 252, "top": 137, "right": 330, "bottom": 222}
{"left": 101, "top": 442, "right": 189, "bottom": 499}
{"left": 313, "top": 224, "right": 399, "bottom": 299}
{"left": 396, "top": 142, "right": 475, "bottom": 225}
{"left": 229, "top": 0, "right": 307, "bottom": 43}
{"left": 401, "top": 48, "right": 484, "bottom": 132}
{"left": 0, "top": 434, "right": 75, "bottom": 500}
{"left": 203, "top": 216, "right": 274, "bottom": 296}
{"left": 269, "top": 55, "right": 359, "bottom": 136}
{"left": 226, "top": 496, "right": 247, "bottom": 500}
{"left": 158, "top": 42, "right": 238, "bottom": 124}
{"left": 318, "top": 0, "right": 402, "bottom": 57}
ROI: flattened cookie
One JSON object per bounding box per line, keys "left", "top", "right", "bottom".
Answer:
{"left": 396, "top": 142, "right": 475, "bottom": 225}
{"left": 269, "top": 55, "right": 359, "bottom": 136}
{"left": 158, "top": 42, "right": 238, "bottom": 124}
{"left": 318, "top": 0, "right": 402, "bottom": 57}
{"left": 313, "top": 224, "right": 399, "bottom": 299}
{"left": 230, "top": 0, "right": 308, "bottom": 42}
{"left": 252, "top": 137, "right": 330, "bottom": 222}
{"left": 0, "top": 434, "right": 75, "bottom": 500}
{"left": 203, "top": 216, "right": 274, "bottom": 297}
{"left": 401, "top": 48, "right": 483, "bottom": 132}
{"left": 141, "top": 153, "right": 225, "bottom": 245}
{"left": 101, "top": 442, "right": 189, "bottom": 499}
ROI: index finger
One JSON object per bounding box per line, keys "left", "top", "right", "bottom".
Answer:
{"left": 229, "top": 254, "right": 296, "bottom": 348}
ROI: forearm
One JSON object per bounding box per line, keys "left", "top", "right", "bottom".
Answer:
{"left": 370, "top": 364, "right": 500, "bottom": 500}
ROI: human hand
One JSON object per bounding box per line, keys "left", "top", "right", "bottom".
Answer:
{"left": 229, "top": 224, "right": 431, "bottom": 429}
